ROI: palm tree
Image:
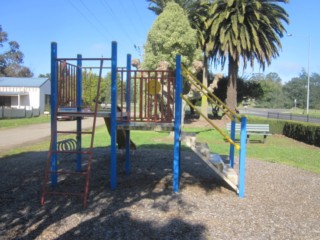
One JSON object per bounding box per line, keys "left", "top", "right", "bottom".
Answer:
{"left": 208, "top": 0, "right": 289, "bottom": 111}
{"left": 188, "top": 1, "right": 213, "bottom": 115}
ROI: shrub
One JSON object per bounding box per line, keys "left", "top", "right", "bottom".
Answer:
{"left": 283, "top": 121, "right": 320, "bottom": 147}
{"left": 246, "top": 116, "right": 320, "bottom": 147}
{"left": 246, "top": 116, "right": 285, "bottom": 134}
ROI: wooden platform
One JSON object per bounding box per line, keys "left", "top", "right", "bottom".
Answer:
{"left": 57, "top": 109, "right": 174, "bottom": 131}
{"left": 117, "top": 121, "right": 174, "bottom": 131}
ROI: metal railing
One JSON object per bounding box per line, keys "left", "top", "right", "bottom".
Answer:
{"left": 267, "top": 112, "right": 320, "bottom": 124}
{"left": 117, "top": 69, "right": 176, "bottom": 123}
{"left": 0, "top": 106, "right": 40, "bottom": 118}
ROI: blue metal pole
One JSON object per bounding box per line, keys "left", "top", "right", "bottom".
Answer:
{"left": 125, "top": 54, "right": 131, "bottom": 175}
{"left": 76, "top": 54, "right": 82, "bottom": 172}
{"left": 173, "top": 55, "right": 182, "bottom": 192}
{"left": 229, "top": 117, "right": 236, "bottom": 168}
{"left": 50, "top": 42, "right": 58, "bottom": 187}
{"left": 239, "top": 116, "right": 247, "bottom": 198}
{"left": 110, "top": 41, "right": 118, "bottom": 189}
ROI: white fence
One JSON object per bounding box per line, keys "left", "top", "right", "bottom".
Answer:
{"left": 0, "top": 106, "right": 40, "bottom": 119}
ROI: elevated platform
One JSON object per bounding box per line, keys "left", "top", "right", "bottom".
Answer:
{"left": 57, "top": 108, "right": 174, "bottom": 131}
{"left": 57, "top": 109, "right": 121, "bottom": 118}
{"left": 117, "top": 121, "right": 174, "bottom": 131}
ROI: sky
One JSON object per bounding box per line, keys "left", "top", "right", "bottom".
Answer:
{"left": 1, "top": 0, "right": 320, "bottom": 83}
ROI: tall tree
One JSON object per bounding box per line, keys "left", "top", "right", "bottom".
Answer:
{"left": 0, "top": 25, "right": 33, "bottom": 77}
{"left": 147, "top": 0, "right": 213, "bottom": 117}
{"left": 208, "top": 0, "right": 289, "bottom": 111}
{"left": 283, "top": 70, "right": 320, "bottom": 110}
{"left": 253, "top": 73, "right": 288, "bottom": 108}
{"left": 147, "top": 0, "right": 199, "bottom": 15}
{"left": 143, "top": 2, "right": 197, "bottom": 69}
{"left": 283, "top": 72, "right": 307, "bottom": 109}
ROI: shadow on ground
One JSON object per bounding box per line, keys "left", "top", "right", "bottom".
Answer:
{"left": 0, "top": 144, "right": 230, "bottom": 239}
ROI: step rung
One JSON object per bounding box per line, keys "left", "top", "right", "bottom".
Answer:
{"left": 56, "top": 131, "right": 93, "bottom": 134}
{"left": 57, "top": 111, "right": 95, "bottom": 116}
{"left": 52, "top": 150, "right": 92, "bottom": 154}
{"left": 43, "top": 191, "right": 84, "bottom": 197}
{"left": 48, "top": 170, "right": 88, "bottom": 176}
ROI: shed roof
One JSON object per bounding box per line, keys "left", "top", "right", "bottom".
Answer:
{"left": 0, "top": 77, "right": 49, "bottom": 88}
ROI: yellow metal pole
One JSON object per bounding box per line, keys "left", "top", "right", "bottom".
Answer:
{"left": 182, "top": 95, "right": 240, "bottom": 150}
{"left": 182, "top": 66, "right": 241, "bottom": 122}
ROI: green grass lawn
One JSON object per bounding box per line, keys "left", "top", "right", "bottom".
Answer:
{"left": 194, "top": 128, "right": 320, "bottom": 174}
{"left": 287, "top": 108, "right": 320, "bottom": 117}
{"left": 0, "top": 115, "right": 50, "bottom": 129}
{"left": 2, "top": 125, "right": 319, "bottom": 174}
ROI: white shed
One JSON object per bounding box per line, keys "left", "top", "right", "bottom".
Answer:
{"left": 0, "top": 77, "right": 50, "bottom": 114}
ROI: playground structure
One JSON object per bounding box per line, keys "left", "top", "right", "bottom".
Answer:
{"left": 41, "top": 41, "right": 247, "bottom": 207}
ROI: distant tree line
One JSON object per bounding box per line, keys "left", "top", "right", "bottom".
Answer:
{"left": 250, "top": 70, "right": 320, "bottom": 110}
{"left": 204, "top": 70, "right": 320, "bottom": 112}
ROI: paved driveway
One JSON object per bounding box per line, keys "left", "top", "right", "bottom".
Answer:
{"left": 0, "top": 118, "right": 105, "bottom": 156}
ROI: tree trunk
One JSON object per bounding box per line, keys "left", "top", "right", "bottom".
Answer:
{"left": 200, "top": 55, "right": 208, "bottom": 118}
{"left": 226, "top": 57, "right": 238, "bottom": 112}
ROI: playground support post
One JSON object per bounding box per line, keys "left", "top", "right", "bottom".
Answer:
{"left": 229, "top": 117, "right": 236, "bottom": 168}
{"left": 173, "top": 54, "right": 182, "bottom": 192}
{"left": 76, "top": 54, "right": 82, "bottom": 172}
{"left": 110, "top": 41, "right": 118, "bottom": 190}
{"left": 125, "top": 54, "right": 131, "bottom": 175}
{"left": 50, "top": 42, "right": 58, "bottom": 187}
{"left": 238, "top": 116, "right": 247, "bottom": 198}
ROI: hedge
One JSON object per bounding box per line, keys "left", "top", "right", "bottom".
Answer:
{"left": 246, "top": 116, "right": 320, "bottom": 147}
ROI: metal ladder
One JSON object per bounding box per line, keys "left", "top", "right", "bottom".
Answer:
{"left": 41, "top": 59, "right": 104, "bottom": 208}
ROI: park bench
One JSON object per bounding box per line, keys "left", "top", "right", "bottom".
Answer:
{"left": 226, "top": 123, "right": 271, "bottom": 143}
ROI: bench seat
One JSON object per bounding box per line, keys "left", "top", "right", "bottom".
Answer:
{"left": 226, "top": 123, "right": 271, "bottom": 143}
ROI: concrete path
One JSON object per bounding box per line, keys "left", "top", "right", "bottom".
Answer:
{"left": 0, "top": 118, "right": 106, "bottom": 156}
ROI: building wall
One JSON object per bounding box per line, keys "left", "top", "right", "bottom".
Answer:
{"left": 39, "top": 80, "right": 51, "bottom": 113}
{"left": 0, "top": 80, "right": 51, "bottom": 113}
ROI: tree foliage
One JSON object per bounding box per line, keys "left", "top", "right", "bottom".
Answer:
{"left": 38, "top": 73, "right": 50, "bottom": 79}
{"left": 143, "top": 2, "right": 197, "bottom": 69}
{"left": 283, "top": 70, "right": 320, "bottom": 110}
{"left": 207, "top": 0, "right": 289, "bottom": 111}
{"left": 0, "top": 25, "right": 33, "bottom": 77}
{"left": 247, "top": 70, "right": 320, "bottom": 110}
{"left": 214, "top": 76, "right": 263, "bottom": 106}
{"left": 82, "top": 71, "right": 123, "bottom": 110}
{"left": 252, "top": 72, "right": 288, "bottom": 108}
{"left": 147, "top": 0, "right": 199, "bottom": 15}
